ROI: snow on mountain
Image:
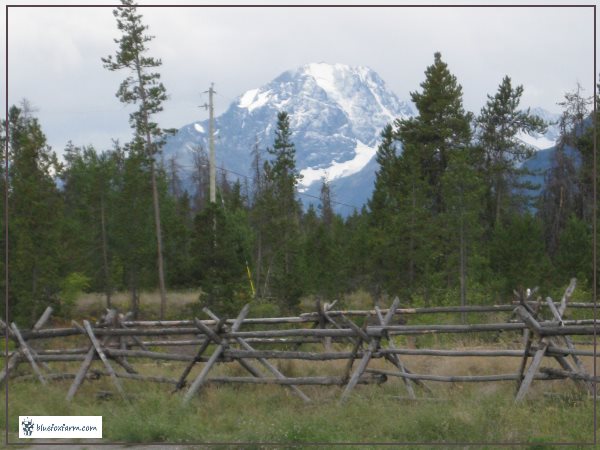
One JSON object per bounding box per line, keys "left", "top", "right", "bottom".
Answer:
{"left": 516, "top": 107, "right": 561, "bottom": 150}
{"left": 162, "top": 64, "right": 564, "bottom": 214}
{"left": 298, "top": 140, "right": 377, "bottom": 191}
{"left": 162, "top": 62, "right": 414, "bottom": 202}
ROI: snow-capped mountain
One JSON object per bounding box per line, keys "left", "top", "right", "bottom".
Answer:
{"left": 162, "top": 63, "right": 561, "bottom": 214}
{"left": 161, "top": 63, "right": 413, "bottom": 209}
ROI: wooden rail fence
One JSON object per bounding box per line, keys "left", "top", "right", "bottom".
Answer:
{"left": 2, "top": 279, "right": 598, "bottom": 404}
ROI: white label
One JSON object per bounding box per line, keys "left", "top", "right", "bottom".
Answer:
{"left": 19, "top": 416, "right": 102, "bottom": 439}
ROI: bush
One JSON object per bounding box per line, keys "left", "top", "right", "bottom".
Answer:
{"left": 59, "top": 272, "right": 90, "bottom": 318}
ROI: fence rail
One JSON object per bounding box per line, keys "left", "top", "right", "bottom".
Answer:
{"left": 2, "top": 279, "right": 598, "bottom": 403}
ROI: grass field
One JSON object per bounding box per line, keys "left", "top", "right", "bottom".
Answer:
{"left": 4, "top": 349, "right": 598, "bottom": 447}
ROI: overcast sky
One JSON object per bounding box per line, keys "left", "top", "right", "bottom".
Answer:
{"left": 2, "top": 1, "right": 596, "bottom": 157}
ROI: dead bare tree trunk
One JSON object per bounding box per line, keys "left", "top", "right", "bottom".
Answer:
{"left": 100, "top": 195, "right": 112, "bottom": 309}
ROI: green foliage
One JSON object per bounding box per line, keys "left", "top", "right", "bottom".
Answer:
{"left": 553, "top": 215, "right": 592, "bottom": 282}
{"left": 253, "top": 111, "right": 304, "bottom": 310}
{"left": 101, "top": 0, "right": 168, "bottom": 149}
{"left": 59, "top": 272, "right": 90, "bottom": 318}
{"left": 490, "top": 214, "right": 552, "bottom": 295}
{"left": 476, "top": 75, "right": 547, "bottom": 226}
{"left": 397, "top": 52, "right": 473, "bottom": 215}
{"left": 2, "top": 103, "right": 64, "bottom": 324}
{"left": 192, "top": 202, "right": 254, "bottom": 317}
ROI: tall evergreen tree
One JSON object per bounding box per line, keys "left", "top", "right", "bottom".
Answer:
{"left": 192, "top": 190, "right": 253, "bottom": 316}
{"left": 3, "top": 104, "right": 64, "bottom": 323}
{"left": 369, "top": 124, "right": 400, "bottom": 227}
{"left": 441, "top": 145, "right": 486, "bottom": 319}
{"left": 397, "top": 52, "right": 473, "bottom": 215}
{"left": 476, "top": 76, "right": 547, "bottom": 226}
{"left": 379, "top": 52, "right": 474, "bottom": 303}
{"left": 61, "top": 143, "right": 119, "bottom": 307}
{"left": 102, "top": 0, "right": 171, "bottom": 319}
{"left": 259, "top": 112, "right": 304, "bottom": 309}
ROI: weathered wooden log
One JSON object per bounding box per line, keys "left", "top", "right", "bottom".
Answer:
{"left": 11, "top": 323, "right": 47, "bottom": 385}
{"left": 0, "top": 352, "right": 21, "bottom": 384}
{"left": 375, "top": 306, "right": 416, "bottom": 399}
{"left": 191, "top": 315, "right": 268, "bottom": 389}
{"left": 203, "top": 374, "right": 387, "bottom": 386}
{"left": 104, "top": 349, "right": 208, "bottom": 362}
{"left": 383, "top": 348, "right": 525, "bottom": 357}
{"left": 540, "top": 367, "right": 600, "bottom": 383}
{"left": 32, "top": 307, "right": 53, "bottom": 331}
{"left": 203, "top": 307, "right": 311, "bottom": 403}
{"left": 515, "top": 299, "right": 542, "bottom": 390}
{"left": 110, "top": 356, "right": 137, "bottom": 375}
{"left": 104, "top": 371, "right": 179, "bottom": 385}
{"left": 66, "top": 346, "right": 97, "bottom": 402}
{"left": 367, "top": 368, "right": 563, "bottom": 383}
{"left": 322, "top": 310, "right": 357, "bottom": 345}
{"left": 515, "top": 342, "right": 549, "bottom": 402}
{"left": 223, "top": 350, "right": 369, "bottom": 360}
{"left": 137, "top": 337, "right": 325, "bottom": 347}
{"left": 183, "top": 305, "right": 250, "bottom": 404}
{"left": 545, "top": 296, "right": 594, "bottom": 394}
{"left": 341, "top": 313, "right": 369, "bottom": 384}
{"left": 16, "top": 319, "right": 600, "bottom": 342}
{"left": 83, "top": 320, "right": 127, "bottom": 401}
{"left": 559, "top": 278, "right": 577, "bottom": 316}
{"left": 174, "top": 318, "right": 227, "bottom": 392}
{"left": 341, "top": 298, "right": 399, "bottom": 403}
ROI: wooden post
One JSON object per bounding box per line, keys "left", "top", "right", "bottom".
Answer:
{"left": 340, "top": 298, "right": 399, "bottom": 403}
{"left": 545, "top": 296, "right": 593, "bottom": 394}
{"left": 0, "top": 352, "right": 21, "bottom": 384}
{"left": 375, "top": 306, "right": 416, "bottom": 399}
{"left": 83, "top": 321, "right": 127, "bottom": 401}
{"left": 203, "top": 307, "right": 311, "bottom": 403}
{"left": 514, "top": 301, "right": 542, "bottom": 391}
{"left": 11, "top": 323, "right": 47, "bottom": 385}
{"left": 515, "top": 342, "right": 548, "bottom": 402}
{"left": 66, "top": 346, "right": 96, "bottom": 402}
{"left": 1, "top": 308, "right": 55, "bottom": 384}
{"left": 558, "top": 278, "right": 576, "bottom": 317}
{"left": 174, "top": 318, "right": 226, "bottom": 391}
{"left": 192, "top": 317, "right": 265, "bottom": 381}
{"left": 182, "top": 305, "right": 250, "bottom": 404}
{"left": 32, "top": 306, "right": 53, "bottom": 331}
{"left": 341, "top": 314, "right": 369, "bottom": 384}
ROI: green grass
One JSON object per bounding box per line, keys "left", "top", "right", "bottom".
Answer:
{"left": 3, "top": 372, "right": 596, "bottom": 447}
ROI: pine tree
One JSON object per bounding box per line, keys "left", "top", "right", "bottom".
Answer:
{"left": 369, "top": 124, "right": 400, "bottom": 227}
{"left": 319, "top": 177, "right": 334, "bottom": 229}
{"left": 3, "top": 104, "right": 64, "bottom": 323}
{"left": 260, "top": 112, "right": 304, "bottom": 309}
{"left": 397, "top": 52, "right": 473, "bottom": 215}
{"left": 61, "top": 143, "right": 119, "bottom": 307}
{"left": 192, "top": 199, "right": 253, "bottom": 316}
{"left": 111, "top": 142, "right": 156, "bottom": 317}
{"left": 476, "top": 76, "right": 547, "bottom": 227}
{"left": 441, "top": 145, "right": 486, "bottom": 319}
{"left": 490, "top": 214, "right": 552, "bottom": 295}
{"left": 102, "top": 0, "right": 170, "bottom": 319}
{"left": 385, "top": 52, "right": 473, "bottom": 303}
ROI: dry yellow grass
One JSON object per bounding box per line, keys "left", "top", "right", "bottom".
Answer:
{"left": 75, "top": 289, "right": 201, "bottom": 318}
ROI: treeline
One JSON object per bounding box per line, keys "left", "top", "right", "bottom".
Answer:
{"left": 1, "top": 1, "right": 597, "bottom": 325}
